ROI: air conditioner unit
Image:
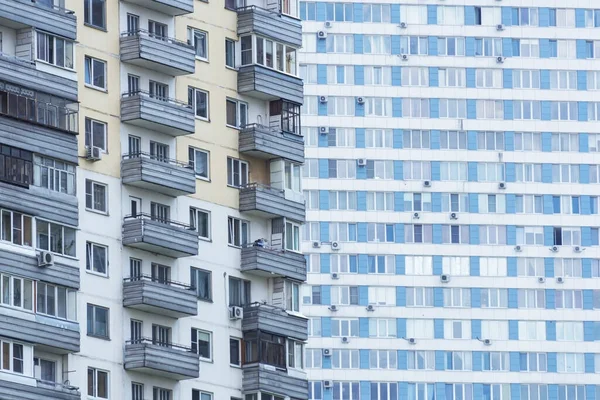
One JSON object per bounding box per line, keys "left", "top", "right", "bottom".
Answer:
{"left": 319, "top": 126, "right": 329, "bottom": 135}
{"left": 356, "top": 97, "right": 365, "bottom": 104}
{"left": 341, "top": 336, "right": 350, "bottom": 343}
{"left": 312, "top": 241, "right": 321, "bottom": 248}
{"left": 550, "top": 246, "right": 559, "bottom": 252}
{"left": 556, "top": 276, "right": 565, "bottom": 284}
{"left": 324, "top": 380, "right": 333, "bottom": 389}
{"left": 229, "top": 306, "right": 243, "bottom": 320}
{"left": 329, "top": 305, "right": 338, "bottom": 311}
{"left": 317, "top": 30, "right": 327, "bottom": 39}
{"left": 537, "top": 277, "right": 546, "bottom": 283}
{"left": 574, "top": 246, "right": 582, "bottom": 253}
{"left": 399, "top": 22, "right": 407, "bottom": 29}
{"left": 496, "top": 24, "right": 504, "bottom": 31}
{"left": 496, "top": 56, "right": 505, "bottom": 64}
{"left": 366, "top": 304, "right": 375, "bottom": 311}
{"left": 450, "top": 212, "right": 458, "bottom": 220}
{"left": 324, "top": 21, "right": 333, "bottom": 28}
{"left": 483, "top": 339, "right": 492, "bottom": 346}
{"left": 413, "top": 212, "right": 420, "bottom": 219}
{"left": 440, "top": 274, "right": 451, "bottom": 283}
{"left": 498, "top": 182, "right": 506, "bottom": 189}
{"left": 408, "top": 338, "right": 417, "bottom": 345}
{"left": 37, "top": 251, "right": 54, "bottom": 267}
{"left": 86, "top": 146, "right": 101, "bottom": 161}
{"left": 514, "top": 245, "right": 522, "bottom": 252}
{"left": 331, "top": 272, "right": 340, "bottom": 280}
{"left": 319, "top": 95, "right": 328, "bottom": 103}
{"left": 401, "top": 54, "right": 409, "bottom": 61}
{"left": 331, "top": 241, "right": 341, "bottom": 250}
{"left": 323, "top": 348, "right": 332, "bottom": 357}
{"left": 357, "top": 158, "right": 367, "bottom": 167}
{"left": 423, "top": 180, "right": 431, "bottom": 187}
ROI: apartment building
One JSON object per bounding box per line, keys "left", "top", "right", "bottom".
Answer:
{"left": 0, "top": 0, "right": 306, "bottom": 399}
{"left": 299, "top": 2, "right": 600, "bottom": 400}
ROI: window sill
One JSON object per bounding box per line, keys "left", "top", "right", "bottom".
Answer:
{"left": 230, "top": 363, "right": 242, "bottom": 369}
{"left": 199, "top": 236, "right": 212, "bottom": 243}
{"left": 84, "top": 84, "right": 108, "bottom": 93}
{"left": 228, "top": 244, "right": 243, "bottom": 250}
{"left": 83, "top": 22, "right": 108, "bottom": 32}
{"left": 195, "top": 175, "right": 210, "bottom": 182}
{"left": 195, "top": 57, "right": 209, "bottom": 63}
{"left": 87, "top": 333, "right": 110, "bottom": 341}
{"left": 86, "top": 270, "right": 109, "bottom": 278}
{"left": 198, "top": 298, "right": 213, "bottom": 303}
{"left": 195, "top": 116, "right": 210, "bottom": 122}
{"left": 225, "top": 65, "right": 238, "bottom": 72}
{"left": 34, "top": 59, "right": 76, "bottom": 73}
{"left": 200, "top": 358, "right": 213, "bottom": 364}
{"left": 85, "top": 208, "right": 109, "bottom": 216}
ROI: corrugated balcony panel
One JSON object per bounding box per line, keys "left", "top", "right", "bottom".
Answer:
{"left": 120, "top": 92, "right": 195, "bottom": 136}
{"left": 123, "top": 276, "right": 198, "bottom": 318}
{"left": 0, "top": 310, "right": 79, "bottom": 353}
{"left": 242, "top": 364, "right": 308, "bottom": 400}
{"left": 120, "top": 32, "right": 195, "bottom": 76}
{"left": 238, "top": 65, "right": 303, "bottom": 104}
{"left": 121, "top": 154, "right": 196, "bottom": 197}
{"left": 239, "top": 184, "right": 305, "bottom": 223}
{"left": 0, "top": 249, "right": 79, "bottom": 289}
{"left": 242, "top": 303, "right": 308, "bottom": 341}
{"left": 237, "top": 6, "right": 302, "bottom": 48}
{"left": 118, "top": 0, "right": 193, "bottom": 16}
{"left": 0, "top": 55, "right": 77, "bottom": 101}
{"left": 0, "top": 0, "right": 77, "bottom": 40}
{"left": 124, "top": 340, "right": 200, "bottom": 380}
{"left": 239, "top": 124, "right": 304, "bottom": 164}
{"left": 241, "top": 246, "right": 306, "bottom": 282}
{"left": 0, "top": 380, "right": 80, "bottom": 400}
{"left": 122, "top": 215, "right": 199, "bottom": 258}
{"left": 0, "top": 183, "right": 78, "bottom": 227}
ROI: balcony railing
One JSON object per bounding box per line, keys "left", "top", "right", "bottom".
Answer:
{"left": 242, "top": 302, "right": 308, "bottom": 341}
{"left": 239, "top": 123, "right": 304, "bottom": 163}
{"left": 126, "top": 337, "right": 194, "bottom": 350}
{"left": 123, "top": 152, "right": 192, "bottom": 169}
{"left": 124, "top": 274, "right": 194, "bottom": 290}
{"left": 240, "top": 183, "right": 305, "bottom": 222}
{"left": 120, "top": 29, "right": 191, "bottom": 48}
{"left": 124, "top": 212, "right": 193, "bottom": 229}
{"left": 121, "top": 90, "right": 191, "bottom": 108}
{"left": 124, "top": 337, "right": 200, "bottom": 380}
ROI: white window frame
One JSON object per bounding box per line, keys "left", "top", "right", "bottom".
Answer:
{"left": 85, "top": 179, "right": 107, "bottom": 214}
{"left": 84, "top": 55, "right": 106, "bottom": 90}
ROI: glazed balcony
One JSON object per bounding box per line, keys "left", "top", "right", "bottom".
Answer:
{"left": 121, "top": 153, "right": 196, "bottom": 197}
{"left": 241, "top": 244, "right": 306, "bottom": 281}
{"left": 123, "top": 275, "right": 198, "bottom": 318}
{"left": 118, "top": 0, "right": 193, "bottom": 15}
{"left": 124, "top": 338, "right": 199, "bottom": 380}
{"left": 238, "top": 64, "right": 303, "bottom": 104}
{"left": 0, "top": 379, "right": 80, "bottom": 400}
{"left": 120, "top": 30, "right": 195, "bottom": 76}
{"left": 239, "top": 124, "right": 304, "bottom": 164}
{"left": 120, "top": 91, "right": 195, "bottom": 136}
{"left": 237, "top": 5, "right": 302, "bottom": 48}
{"left": 0, "top": 0, "right": 77, "bottom": 40}
{"left": 240, "top": 183, "right": 305, "bottom": 223}
{"left": 122, "top": 214, "right": 199, "bottom": 258}
{"left": 242, "top": 302, "right": 308, "bottom": 341}
{"left": 242, "top": 364, "right": 308, "bottom": 400}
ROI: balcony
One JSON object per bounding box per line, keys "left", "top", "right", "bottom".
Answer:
{"left": 242, "top": 302, "right": 308, "bottom": 341}
{"left": 123, "top": 275, "right": 197, "bottom": 318}
{"left": 120, "top": 30, "right": 195, "bottom": 76}
{"left": 240, "top": 183, "right": 305, "bottom": 223}
{"left": 121, "top": 153, "right": 196, "bottom": 197}
{"left": 0, "top": 0, "right": 77, "bottom": 40}
{"left": 120, "top": 91, "right": 195, "bottom": 136}
{"left": 237, "top": 5, "right": 302, "bottom": 48}
{"left": 0, "top": 54, "right": 78, "bottom": 101}
{"left": 118, "top": 0, "right": 193, "bottom": 16}
{"left": 122, "top": 214, "right": 199, "bottom": 258}
{"left": 242, "top": 245, "right": 306, "bottom": 281}
{"left": 0, "top": 379, "right": 80, "bottom": 400}
{"left": 124, "top": 339, "right": 199, "bottom": 380}
{"left": 238, "top": 65, "right": 303, "bottom": 104}
{"left": 0, "top": 309, "right": 79, "bottom": 353}
{"left": 242, "top": 364, "right": 308, "bottom": 400}
{"left": 239, "top": 124, "right": 304, "bottom": 164}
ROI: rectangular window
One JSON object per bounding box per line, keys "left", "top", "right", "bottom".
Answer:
{"left": 190, "top": 208, "right": 210, "bottom": 240}
{"left": 481, "top": 320, "right": 508, "bottom": 340}
{"left": 36, "top": 282, "right": 77, "bottom": 320}
{"left": 227, "top": 216, "right": 249, "bottom": 247}
{"left": 188, "top": 87, "right": 209, "bottom": 120}
{"left": 0, "top": 209, "right": 33, "bottom": 247}
{"left": 367, "top": 286, "right": 395, "bottom": 305}
{"left": 331, "top": 318, "right": 359, "bottom": 337}
{"left": 225, "top": 39, "right": 235, "bottom": 68}
{"left": 407, "top": 319, "right": 434, "bottom": 339}
{"left": 406, "top": 287, "right": 434, "bottom": 307}
{"left": 442, "top": 256, "right": 470, "bottom": 276}
{"left": 36, "top": 221, "right": 76, "bottom": 257}
{"left": 446, "top": 351, "right": 472, "bottom": 371}
{"left": 188, "top": 147, "right": 210, "bottom": 180}
{"left": 325, "top": 34, "right": 354, "bottom": 53}
{"left": 440, "top": 131, "right": 467, "bottom": 150}
{"left": 364, "top": 66, "right": 392, "bottom": 86}
{"left": 85, "top": 242, "right": 108, "bottom": 275}
{"left": 518, "top": 321, "right": 546, "bottom": 340}
{"left": 439, "top": 99, "right": 467, "bottom": 118}
{"left": 476, "top": 100, "right": 504, "bottom": 119}
{"left": 369, "top": 318, "right": 397, "bottom": 338}
{"left": 405, "top": 256, "right": 433, "bottom": 275}
{"left": 229, "top": 337, "right": 241, "bottom": 366}
{"left": 84, "top": 0, "right": 106, "bottom": 29}
{"left": 331, "top": 349, "right": 359, "bottom": 368}
{"left": 36, "top": 32, "right": 74, "bottom": 69}
{"left": 400, "top": 36, "right": 429, "bottom": 55}
{"left": 438, "top": 37, "right": 466, "bottom": 56}
{"left": 329, "top": 191, "right": 357, "bottom": 211}
{"left": 85, "top": 180, "right": 107, "bottom": 214}
{"left": 476, "top": 69, "right": 502, "bottom": 88}
{"left": 408, "top": 351, "right": 435, "bottom": 370}
{"left": 84, "top": 56, "right": 106, "bottom": 90}
{"left": 192, "top": 390, "right": 213, "bottom": 400}
{"left": 226, "top": 157, "right": 248, "bottom": 188}
{"left": 226, "top": 98, "right": 248, "bottom": 128}
{"left": 188, "top": 28, "right": 208, "bottom": 60}
{"left": 520, "top": 353, "right": 547, "bottom": 372}
{"left": 87, "top": 367, "right": 109, "bottom": 399}
{"left": 481, "top": 288, "right": 508, "bottom": 308}
{"left": 228, "top": 277, "right": 251, "bottom": 306}
{"left": 192, "top": 329, "right": 212, "bottom": 361}
{"left": 331, "top": 286, "right": 359, "bottom": 305}
{"left": 444, "top": 320, "right": 471, "bottom": 339}
{"left": 474, "top": 37, "right": 502, "bottom": 57}
{"left": 87, "top": 304, "right": 109, "bottom": 339}
{"left": 84, "top": 118, "right": 107, "bottom": 152}
{"left": 443, "top": 288, "right": 471, "bottom": 307}
{"left": 518, "top": 289, "right": 545, "bottom": 309}
{"left": 0, "top": 273, "right": 34, "bottom": 311}
{"left": 404, "top": 224, "right": 433, "bottom": 244}
{"left": 439, "top": 68, "right": 466, "bottom": 88}
{"left": 191, "top": 267, "right": 211, "bottom": 301}
{"left": 437, "top": 6, "right": 464, "bottom": 25}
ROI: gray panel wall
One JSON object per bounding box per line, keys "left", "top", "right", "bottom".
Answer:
{"left": 123, "top": 279, "right": 197, "bottom": 317}
{"left": 239, "top": 125, "right": 304, "bottom": 164}
{"left": 242, "top": 364, "right": 308, "bottom": 400}
{"left": 0, "top": 183, "right": 78, "bottom": 227}
{"left": 0, "top": 249, "right": 79, "bottom": 289}
{"left": 0, "top": 312, "right": 79, "bottom": 353}
{"left": 124, "top": 343, "right": 199, "bottom": 380}
{"left": 237, "top": 8, "right": 302, "bottom": 48}
{"left": 122, "top": 218, "right": 199, "bottom": 258}
{"left": 241, "top": 247, "right": 306, "bottom": 282}
{"left": 120, "top": 94, "right": 195, "bottom": 135}
{"left": 0, "top": 55, "right": 77, "bottom": 101}
{"left": 0, "top": 380, "right": 80, "bottom": 400}
{"left": 0, "top": 0, "right": 77, "bottom": 40}
{"left": 242, "top": 304, "right": 308, "bottom": 341}
{"left": 238, "top": 65, "right": 303, "bottom": 104}
{"left": 120, "top": 35, "right": 195, "bottom": 75}
{"left": 121, "top": 157, "right": 196, "bottom": 197}
{"left": 240, "top": 186, "right": 305, "bottom": 223}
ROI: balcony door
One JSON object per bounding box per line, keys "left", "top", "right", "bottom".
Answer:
{"left": 130, "top": 319, "right": 142, "bottom": 343}
{"left": 127, "top": 14, "right": 139, "bottom": 34}
{"left": 152, "top": 325, "right": 171, "bottom": 346}
{"left": 151, "top": 263, "right": 171, "bottom": 284}
{"left": 130, "top": 197, "right": 141, "bottom": 218}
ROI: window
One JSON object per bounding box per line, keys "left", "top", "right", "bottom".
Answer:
{"left": 439, "top": 68, "right": 466, "bottom": 88}
{"left": 405, "top": 256, "right": 432, "bottom": 275}
{"left": 302, "top": 96, "right": 318, "bottom": 115}
{"left": 188, "top": 28, "right": 208, "bottom": 60}
{"left": 480, "top": 257, "right": 507, "bottom": 277}
{"left": 408, "top": 351, "right": 435, "bottom": 370}
{"left": 189, "top": 208, "right": 211, "bottom": 241}
{"left": 85, "top": 118, "right": 107, "bottom": 152}
{"left": 515, "top": 39, "right": 540, "bottom": 58}
{"left": 554, "top": 259, "right": 582, "bottom": 278}
{"left": 84, "top": 0, "right": 106, "bottom": 29}
{"left": 520, "top": 353, "right": 547, "bottom": 372}
{"left": 475, "top": 37, "right": 502, "bottom": 57}
{"left": 518, "top": 289, "right": 545, "bottom": 309}
{"left": 309, "top": 382, "right": 323, "bottom": 400}
{"left": 368, "top": 286, "right": 395, "bottom": 305}
{"left": 87, "top": 368, "right": 108, "bottom": 399}
{"left": 441, "top": 194, "right": 469, "bottom": 213}
{"left": 555, "top": 290, "right": 583, "bottom": 309}
{"left": 371, "top": 383, "right": 398, "bottom": 400}
{"left": 366, "top": 192, "right": 393, "bottom": 211}
{"left": 287, "top": 339, "right": 304, "bottom": 369}
{"left": 589, "top": 71, "right": 600, "bottom": 91}
{"left": 191, "top": 267, "right": 211, "bottom": 301}
{"left": 478, "top": 163, "right": 505, "bottom": 182}
{"left": 84, "top": 56, "right": 106, "bottom": 90}
{"left": 516, "top": 226, "right": 544, "bottom": 245}
{"left": 0, "top": 209, "right": 33, "bottom": 247}
{"left": 85, "top": 180, "right": 107, "bottom": 213}
{"left": 439, "top": 99, "right": 466, "bottom": 118}
{"left": 228, "top": 277, "right": 250, "bottom": 306}
{"left": 305, "top": 348, "right": 322, "bottom": 369}
{"left": 444, "top": 320, "right": 471, "bottom": 339}
{"left": 366, "top": 160, "right": 393, "bottom": 179}
{"left": 326, "top": 34, "right": 354, "bottom": 53}
{"left": 332, "top": 382, "right": 360, "bottom": 400}
{"left": 441, "top": 225, "right": 470, "bottom": 244}
{"left": 514, "top": 7, "right": 538, "bottom": 26}
{"left": 326, "top": 128, "right": 355, "bottom": 147}
{"left": 442, "top": 256, "right": 469, "bottom": 275}
{"left": 446, "top": 351, "right": 472, "bottom": 371}
{"left": 404, "top": 193, "right": 432, "bottom": 212}
{"left": 552, "top": 165, "right": 579, "bottom": 184}
{"left": 365, "top": 98, "right": 392, "bottom": 117}
{"left": 87, "top": 304, "right": 109, "bottom": 339}
{"left": 329, "top": 160, "right": 356, "bottom": 179}
{"left": 519, "top": 321, "right": 546, "bottom": 340}
{"left": 364, "top": 66, "right": 392, "bottom": 86}
{"left": 400, "top": 36, "right": 428, "bottom": 55}
{"left": 403, "top": 130, "right": 430, "bottom": 149}
{"left": 284, "top": 160, "right": 302, "bottom": 193}
{"left": 550, "top": 70, "right": 577, "bottom": 90}
{"left": 590, "top": 103, "right": 600, "bottom": 121}
{"left": 226, "top": 98, "right": 248, "bottom": 128}
{"left": 242, "top": 35, "right": 297, "bottom": 75}
{"left": 440, "top": 131, "right": 467, "bottom": 150}
{"left": 404, "top": 224, "right": 433, "bottom": 244}
{"left": 301, "top": 159, "right": 316, "bottom": 178}
{"left": 332, "top": 349, "right": 359, "bottom": 369}
{"left": 226, "top": 158, "right": 248, "bottom": 188}
{"left": 438, "top": 37, "right": 466, "bottom": 56}
{"left": 86, "top": 242, "right": 107, "bottom": 275}
{"left": 300, "top": 64, "right": 318, "bottom": 84}
{"left": 481, "top": 320, "right": 508, "bottom": 340}
{"left": 331, "top": 318, "right": 358, "bottom": 337}
{"left": 402, "top": 98, "right": 430, "bottom": 118}
{"left": 476, "top": 100, "right": 503, "bottom": 119}
{"left": 369, "top": 318, "right": 396, "bottom": 338}
{"left": 513, "top": 70, "right": 540, "bottom": 89}
{"left": 515, "top": 164, "right": 542, "bottom": 183}
{"left": 327, "top": 97, "right": 354, "bottom": 116}
{"left": 402, "top": 67, "right": 429, "bottom": 87}
{"left": 481, "top": 288, "right": 508, "bottom": 308}
{"left": 192, "top": 390, "right": 213, "bottom": 400}
{"left": 227, "top": 216, "right": 249, "bottom": 247}
{"left": 552, "top": 40, "right": 576, "bottom": 59}
{"left": 557, "top": 353, "right": 584, "bottom": 373}
{"left": 403, "top": 161, "right": 431, "bottom": 180}
{"left": 362, "top": 4, "right": 391, "bottom": 22}
{"left": 437, "top": 6, "right": 464, "bottom": 25}
{"left": 192, "top": 329, "right": 212, "bottom": 361}
{"left": 188, "top": 87, "right": 209, "bottom": 120}
{"left": 36, "top": 220, "right": 76, "bottom": 257}
{"left": 401, "top": 5, "right": 427, "bottom": 24}
{"left": 0, "top": 340, "right": 25, "bottom": 374}
{"left": 514, "top": 132, "right": 541, "bottom": 151}
{"left": 331, "top": 286, "right": 358, "bottom": 305}
{"left": 327, "top": 65, "right": 353, "bottom": 85}
{"left": 0, "top": 273, "right": 33, "bottom": 311}
{"left": 329, "top": 191, "right": 357, "bottom": 211}
{"left": 306, "top": 254, "right": 320, "bottom": 273}
{"left": 552, "top": 133, "right": 579, "bottom": 152}
{"left": 476, "top": 69, "right": 502, "bottom": 88}
{"left": 225, "top": 39, "right": 235, "bottom": 68}
{"left": 407, "top": 319, "right": 434, "bottom": 339}
{"left": 440, "top": 162, "right": 467, "bottom": 181}
{"left": 443, "top": 288, "right": 471, "bottom": 307}
{"left": 521, "top": 385, "right": 549, "bottom": 400}
{"left": 367, "top": 223, "right": 394, "bottom": 243}
{"left": 36, "top": 32, "right": 74, "bottom": 69}
{"left": 308, "top": 317, "right": 322, "bottom": 336}
{"left": 37, "top": 282, "right": 77, "bottom": 320}
{"left": 363, "top": 35, "right": 391, "bottom": 54}
{"left": 303, "top": 222, "right": 320, "bottom": 242}
{"left": 370, "top": 350, "right": 397, "bottom": 369}
{"left": 406, "top": 287, "right": 433, "bottom": 307}
{"left": 551, "top": 102, "right": 578, "bottom": 121}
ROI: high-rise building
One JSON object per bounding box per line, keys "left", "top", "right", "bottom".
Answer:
{"left": 0, "top": 0, "right": 307, "bottom": 399}
{"left": 299, "top": 3, "right": 600, "bottom": 400}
